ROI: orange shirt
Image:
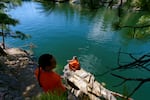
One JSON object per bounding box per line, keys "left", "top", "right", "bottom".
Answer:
{"left": 34, "top": 68, "right": 66, "bottom": 94}
{"left": 69, "top": 59, "right": 80, "bottom": 71}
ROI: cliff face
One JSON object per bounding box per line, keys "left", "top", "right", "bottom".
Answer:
{"left": 0, "top": 48, "right": 42, "bottom": 100}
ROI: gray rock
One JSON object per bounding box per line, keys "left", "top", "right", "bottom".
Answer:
{"left": 0, "top": 48, "right": 42, "bottom": 99}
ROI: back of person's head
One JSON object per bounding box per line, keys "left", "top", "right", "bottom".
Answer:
{"left": 38, "top": 54, "right": 53, "bottom": 70}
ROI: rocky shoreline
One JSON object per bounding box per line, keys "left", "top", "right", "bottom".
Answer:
{"left": 0, "top": 48, "right": 42, "bottom": 100}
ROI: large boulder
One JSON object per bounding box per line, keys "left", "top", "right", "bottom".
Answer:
{"left": 0, "top": 48, "right": 42, "bottom": 100}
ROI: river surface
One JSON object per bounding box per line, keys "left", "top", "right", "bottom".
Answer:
{"left": 7, "top": 1, "right": 150, "bottom": 100}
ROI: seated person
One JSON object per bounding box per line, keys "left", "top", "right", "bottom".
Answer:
{"left": 34, "top": 54, "right": 66, "bottom": 94}
{"left": 68, "top": 56, "right": 80, "bottom": 71}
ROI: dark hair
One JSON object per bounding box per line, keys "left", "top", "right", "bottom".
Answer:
{"left": 38, "top": 54, "right": 53, "bottom": 87}
{"left": 38, "top": 54, "right": 53, "bottom": 70}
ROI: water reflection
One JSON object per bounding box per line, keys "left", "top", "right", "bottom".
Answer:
{"left": 87, "top": 8, "right": 118, "bottom": 45}
{"left": 37, "top": 1, "right": 100, "bottom": 24}
{"left": 36, "top": 1, "right": 56, "bottom": 15}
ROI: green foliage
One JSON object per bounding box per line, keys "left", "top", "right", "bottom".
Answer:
{"left": 112, "top": 11, "right": 150, "bottom": 40}
{"left": 1, "top": 0, "right": 22, "bottom": 6}
{"left": 131, "top": 0, "right": 150, "bottom": 10}
{"left": 137, "top": 15, "right": 150, "bottom": 25}
{"left": 32, "top": 92, "right": 67, "bottom": 100}
{"left": 0, "top": 3, "right": 6, "bottom": 10}
{"left": 0, "top": 12, "right": 19, "bottom": 25}
{"left": 134, "top": 15, "right": 150, "bottom": 39}
{"left": 0, "top": 12, "right": 19, "bottom": 48}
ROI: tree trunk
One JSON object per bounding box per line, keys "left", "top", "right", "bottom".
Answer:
{"left": 1, "top": 24, "right": 5, "bottom": 49}
{"left": 118, "top": 0, "right": 123, "bottom": 17}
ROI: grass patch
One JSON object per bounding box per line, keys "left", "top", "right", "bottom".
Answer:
{"left": 32, "top": 92, "right": 67, "bottom": 100}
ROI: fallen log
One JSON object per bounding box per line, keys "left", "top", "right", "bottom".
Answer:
{"left": 63, "top": 60, "right": 133, "bottom": 100}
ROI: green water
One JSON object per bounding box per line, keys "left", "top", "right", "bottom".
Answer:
{"left": 7, "top": 1, "right": 150, "bottom": 100}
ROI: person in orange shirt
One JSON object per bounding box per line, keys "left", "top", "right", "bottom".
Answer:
{"left": 68, "top": 56, "right": 80, "bottom": 71}
{"left": 34, "top": 54, "right": 66, "bottom": 94}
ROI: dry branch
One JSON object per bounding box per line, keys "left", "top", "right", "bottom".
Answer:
{"left": 111, "top": 73, "right": 150, "bottom": 97}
